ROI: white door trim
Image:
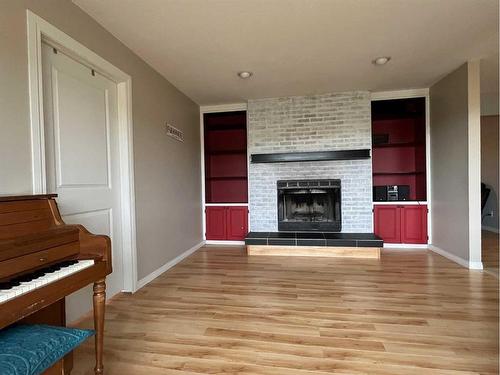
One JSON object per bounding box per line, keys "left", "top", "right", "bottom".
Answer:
{"left": 370, "top": 88, "right": 432, "bottom": 245}
{"left": 26, "top": 10, "right": 138, "bottom": 292}
{"left": 199, "top": 103, "right": 248, "bottom": 240}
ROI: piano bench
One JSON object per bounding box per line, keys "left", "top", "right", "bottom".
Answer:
{"left": 0, "top": 324, "right": 94, "bottom": 375}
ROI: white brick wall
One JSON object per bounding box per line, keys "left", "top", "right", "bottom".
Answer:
{"left": 248, "top": 92, "right": 373, "bottom": 232}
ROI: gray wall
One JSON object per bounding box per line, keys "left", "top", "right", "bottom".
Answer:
{"left": 481, "top": 115, "right": 499, "bottom": 231}
{"left": 247, "top": 92, "right": 373, "bottom": 232}
{"left": 430, "top": 63, "right": 476, "bottom": 262}
{"left": 0, "top": 1, "right": 202, "bottom": 284}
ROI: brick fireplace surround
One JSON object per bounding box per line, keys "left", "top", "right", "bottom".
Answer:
{"left": 247, "top": 91, "right": 373, "bottom": 233}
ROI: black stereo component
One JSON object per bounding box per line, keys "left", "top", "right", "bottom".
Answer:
{"left": 373, "top": 186, "right": 388, "bottom": 201}
{"left": 387, "top": 185, "right": 410, "bottom": 201}
{"left": 374, "top": 185, "right": 410, "bottom": 201}
{"left": 397, "top": 185, "right": 410, "bottom": 201}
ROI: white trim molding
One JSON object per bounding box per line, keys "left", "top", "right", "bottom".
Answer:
{"left": 200, "top": 103, "right": 247, "bottom": 113}
{"left": 383, "top": 243, "right": 428, "bottom": 249}
{"left": 205, "top": 203, "right": 249, "bottom": 207}
{"left": 205, "top": 240, "right": 245, "bottom": 246}
{"left": 467, "top": 61, "right": 482, "bottom": 267}
{"left": 26, "top": 11, "right": 138, "bottom": 292}
{"left": 370, "top": 88, "right": 429, "bottom": 101}
{"left": 429, "top": 244, "right": 483, "bottom": 270}
{"left": 137, "top": 241, "right": 205, "bottom": 290}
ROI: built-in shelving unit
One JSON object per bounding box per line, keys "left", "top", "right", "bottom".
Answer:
{"left": 204, "top": 111, "right": 248, "bottom": 203}
{"left": 203, "top": 110, "right": 248, "bottom": 242}
{"left": 371, "top": 98, "right": 427, "bottom": 201}
{"left": 371, "top": 97, "right": 428, "bottom": 245}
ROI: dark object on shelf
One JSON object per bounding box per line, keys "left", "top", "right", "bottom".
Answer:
{"left": 373, "top": 134, "right": 389, "bottom": 145}
{"left": 397, "top": 185, "right": 410, "bottom": 201}
{"left": 481, "top": 182, "right": 491, "bottom": 212}
{"left": 373, "top": 186, "right": 388, "bottom": 201}
{"left": 251, "top": 149, "right": 370, "bottom": 163}
{"left": 387, "top": 185, "right": 410, "bottom": 201}
{"left": 373, "top": 185, "right": 410, "bottom": 201}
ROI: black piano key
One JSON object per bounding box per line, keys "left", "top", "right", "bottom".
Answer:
{"left": 14, "top": 274, "right": 34, "bottom": 283}
{"left": 0, "top": 282, "right": 14, "bottom": 290}
{"left": 31, "top": 271, "right": 46, "bottom": 279}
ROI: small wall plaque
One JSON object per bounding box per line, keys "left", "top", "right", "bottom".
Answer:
{"left": 166, "top": 123, "right": 184, "bottom": 142}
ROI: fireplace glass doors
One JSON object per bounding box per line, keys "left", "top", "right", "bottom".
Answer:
{"left": 277, "top": 179, "right": 341, "bottom": 232}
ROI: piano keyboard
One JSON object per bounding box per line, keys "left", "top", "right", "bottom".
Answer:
{"left": 0, "top": 259, "right": 95, "bottom": 304}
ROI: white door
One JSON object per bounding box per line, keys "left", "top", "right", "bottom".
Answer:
{"left": 41, "top": 42, "right": 123, "bottom": 320}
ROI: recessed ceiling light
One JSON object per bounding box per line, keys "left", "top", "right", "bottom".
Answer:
{"left": 373, "top": 56, "right": 391, "bottom": 66}
{"left": 238, "top": 71, "right": 253, "bottom": 79}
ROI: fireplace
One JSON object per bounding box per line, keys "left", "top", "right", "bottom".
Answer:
{"left": 277, "top": 179, "right": 341, "bottom": 232}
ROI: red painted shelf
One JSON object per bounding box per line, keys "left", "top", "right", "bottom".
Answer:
{"left": 208, "top": 150, "right": 247, "bottom": 156}
{"left": 206, "top": 176, "right": 247, "bottom": 181}
{"left": 373, "top": 171, "right": 425, "bottom": 176}
{"left": 372, "top": 142, "right": 424, "bottom": 149}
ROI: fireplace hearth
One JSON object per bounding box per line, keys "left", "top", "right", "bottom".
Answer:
{"left": 277, "top": 179, "right": 341, "bottom": 232}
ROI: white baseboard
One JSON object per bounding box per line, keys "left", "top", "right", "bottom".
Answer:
{"left": 205, "top": 240, "right": 245, "bottom": 246}
{"left": 482, "top": 225, "right": 500, "bottom": 234}
{"left": 383, "top": 243, "right": 428, "bottom": 249}
{"left": 428, "top": 244, "right": 483, "bottom": 270}
{"left": 136, "top": 241, "right": 205, "bottom": 291}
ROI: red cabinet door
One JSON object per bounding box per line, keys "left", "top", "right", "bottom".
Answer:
{"left": 401, "top": 205, "right": 428, "bottom": 244}
{"left": 374, "top": 205, "right": 401, "bottom": 243}
{"left": 205, "top": 207, "right": 227, "bottom": 240}
{"left": 226, "top": 206, "right": 248, "bottom": 240}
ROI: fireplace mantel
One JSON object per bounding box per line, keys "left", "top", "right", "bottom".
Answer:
{"left": 250, "top": 149, "right": 370, "bottom": 164}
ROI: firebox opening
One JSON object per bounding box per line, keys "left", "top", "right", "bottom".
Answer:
{"left": 277, "top": 180, "right": 341, "bottom": 232}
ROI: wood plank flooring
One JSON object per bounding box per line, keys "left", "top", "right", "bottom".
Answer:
{"left": 71, "top": 247, "right": 499, "bottom": 375}
{"left": 482, "top": 230, "right": 499, "bottom": 276}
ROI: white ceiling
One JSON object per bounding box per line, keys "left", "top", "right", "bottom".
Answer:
{"left": 74, "top": 0, "right": 498, "bottom": 105}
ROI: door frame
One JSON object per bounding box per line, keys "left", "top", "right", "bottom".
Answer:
{"left": 26, "top": 11, "right": 138, "bottom": 292}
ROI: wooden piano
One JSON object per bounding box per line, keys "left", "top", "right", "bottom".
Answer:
{"left": 0, "top": 194, "right": 112, "bottom": 374}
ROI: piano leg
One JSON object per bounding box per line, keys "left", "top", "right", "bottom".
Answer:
{"left": 93, "top": 279, "right": 106, "bottom": 375}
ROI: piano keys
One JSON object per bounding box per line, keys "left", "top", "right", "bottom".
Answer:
{"left": 0, "top": 259, "right": 94, "bottom": 303}
{"left": 0, "top": 194, "right": 112, "bottom": 375}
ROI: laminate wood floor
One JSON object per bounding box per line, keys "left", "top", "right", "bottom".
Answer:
{"left": 72, "top": 247, "right": 499, "bottom": 375}
{"left": 482, "top": 230, "right": 499, "bottom": 276}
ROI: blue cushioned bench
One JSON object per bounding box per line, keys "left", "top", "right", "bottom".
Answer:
{"left": 0, "top": 324, "right": 94, "bottom": 375}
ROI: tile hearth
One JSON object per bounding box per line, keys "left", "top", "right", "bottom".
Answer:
{"left": 245, "top": 232, "right": 383, "bottom": 247}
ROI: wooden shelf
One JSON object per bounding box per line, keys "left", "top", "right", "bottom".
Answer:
{"left": 205, "top": 124, "right": 246, "bottom": 131}
{"left": 373, "top": 171, "right": 425, "bottom": 176}
{"left": 206, "top": 150, "right": 247, "bottom": 156}
{"left": 206, "top": 176, "right": 248, "bottom": 181}
{"left": 372, "top": 142, "right": 424, "bottom": 149}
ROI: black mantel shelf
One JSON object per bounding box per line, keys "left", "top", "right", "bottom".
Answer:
{"left": 250, "top": 149, "right": 371, "bottom": 164}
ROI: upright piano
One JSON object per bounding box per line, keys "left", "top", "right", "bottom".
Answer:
{"left": 0, "top": 194, "right": 112, "bottom": 374}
